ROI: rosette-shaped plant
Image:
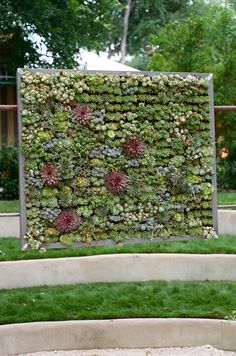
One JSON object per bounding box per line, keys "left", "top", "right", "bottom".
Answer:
{"left": 71, "top": 101, "right": 92, "bottom": 124}
{"left": 56, "top": 210, "right": 80, "bottom": 232}
{"left": 123, "top": 135, "right": 145, "bottom": 157}
{"left": 41, "top": 163, "right": 60, "bottom": 186}
{"left": 166, "top": 169, "right": 189, "bottom": 194}
{"left": 105, "top": 171, "right": 127, "bottom": 194}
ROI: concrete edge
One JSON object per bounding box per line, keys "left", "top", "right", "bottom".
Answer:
{"left": 1, "top": 253, "right": 236, "bottom": 289}
{"left": 0, "top": 318, "right": 236, "bottom": 355}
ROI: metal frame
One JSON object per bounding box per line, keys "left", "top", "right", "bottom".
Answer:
{"left": 208, "top": 74, "right": 218, "bottom": 234}
{"left": 17, "top": 69, "right": 27, "bottom": 241}
{"left": 46, "top": 235, "right": 206, "bottom": 250}
{"left": 17, "top": 68, "right": 218, "bottom": 249}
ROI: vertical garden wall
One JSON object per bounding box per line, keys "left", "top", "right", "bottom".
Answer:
{"left": 18, "top": 69, "right": 217, "bottom": 250}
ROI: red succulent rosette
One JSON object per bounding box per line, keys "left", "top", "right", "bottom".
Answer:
{"left": 105, "top": 171, "right": 128, "bottom": 194}
{"left": 56, "top": 210, "right": 80, "bottom": 232}
{"left": 41, "top": 162, "right": 60, "bottom": 186}
{"left": 71, "top": 101, "right": 92, "bottom": 124}
{"left": 123, "top": 135, "right": 145, "bottom": 157}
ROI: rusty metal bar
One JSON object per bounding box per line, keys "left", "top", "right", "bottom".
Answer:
{"left": 214, "top": 106, "right": 236, "bottom": 112}
{"left": 0, "top": 105, "right": 17, "bottom": 111}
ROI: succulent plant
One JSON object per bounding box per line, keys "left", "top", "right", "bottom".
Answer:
{"left": 166, "top": 170, "right": 189, "bottom": 194}
{"left": 76, "top": 177, "right": 90, "bottom": 188}
{"left": 58, "top": 157, "right": 75, "bottom": 179}
{"left": 123, "top": 135, "right": 145, "bottom": 158}
{"left": 56, "top": 210, "right": 80, "bottom": 232}
{"left": 104, "top": 146, "right": 122, "bottom": 158}
{"left": 91, "top": 167, "right": 108, "bottom": 178}
{"left": 41, "top": 163, "right": 60, "bottom": 186}
{"left": 71, "top": 101, "right": 92, "bottom": 124}
{"left": 44, "top": 227, "right": 59, "bottom": 236}
{"left": 42, "top": 187, "right": 58, "bottom": 198}
{"left": 105, "top": 171, "right": 128, "bottom": 194}
{"left": 40, "top": 207, "right": 61, "bottom": 222}
{"left": 60, "top": 233, "right": 75, "bottom": 245}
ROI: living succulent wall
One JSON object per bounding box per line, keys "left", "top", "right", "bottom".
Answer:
{"left": 19, "top": 70, "right": 217, "bottom": 250}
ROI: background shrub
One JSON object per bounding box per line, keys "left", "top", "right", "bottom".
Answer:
{"left": 217, "top": 160, "right": 236, "bottom": 191}
{"left": 0, "top": 145, "right": 19, "bottom": 200}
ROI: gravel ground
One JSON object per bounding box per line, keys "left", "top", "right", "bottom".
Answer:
{"left": 18, "top": 346, "right": 236, "bottom": 356}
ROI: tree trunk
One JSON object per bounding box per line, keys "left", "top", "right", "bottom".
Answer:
{"left": 107, "top": 43, "right": 117, "bottom": 59}
{"left": 119, "top": 0, "right": 132, "bottom": 64}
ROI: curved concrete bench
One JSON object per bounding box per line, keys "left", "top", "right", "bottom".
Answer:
{"left": 1, "top": 253, "right": 236, "bottom": 289}
{"left": 0, "top": 209, "right": 235, "bottom": 237}
{"left": 0, "top": 318, "right": 236, "bottom": 355}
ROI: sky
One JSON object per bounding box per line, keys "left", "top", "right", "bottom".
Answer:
{"left": 31, "top": 34, "right": 138, "bottom": 71}
{"left": 78, "top": 50, "right": 138, "bottom": 71}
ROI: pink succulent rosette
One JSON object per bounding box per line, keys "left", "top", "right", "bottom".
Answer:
{"left": 41, "top": 162, "right": 60, "bottom": 186}
{"left": 71, "top": 101, "right": 92, "bottom": 124}
{"left": 56, "top": 210, "right": 80, "bottom": 232}
{"left": 105, "top": 171, "right": 128, "bottom": 194}
{"left": 123, "top": 135, "right": 145, "bottom": 157}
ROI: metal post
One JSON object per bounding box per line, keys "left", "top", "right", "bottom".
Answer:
{"left": 214, "top": 106, "right": 236, "bottom": 112}
{"left": 0, "top": 105, "right": 17, "bottom": 111}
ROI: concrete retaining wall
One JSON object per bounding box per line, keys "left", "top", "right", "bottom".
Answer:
{"left": 0, "top": 210, "right": 235, "bottom": 238}
{"left": 1, "top": 253, "right": 236, "bottom": 289}
{"left": 0, "top": 213, "right": 20, "bottom": 237}
{"left": 0, "top": 318, "right": 236, "bottom": 355}
{"left": 218, "top": 209, "right": 236, "bottom": 235}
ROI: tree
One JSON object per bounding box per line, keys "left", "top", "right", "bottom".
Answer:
{"left": 0, "top": 0, "right": 117, "bottom": 73}
{"left": 106, "top": 0, "right": 190, "bottom": 61}
{"left": 125, "top": 53, "right": 150, "bottom": 70}
{"left": 120, "top": 0, "right": 132, "bottom": 63}
{"left": 148, "top": 2, "right": 236, "bottom": 104}
{"left": 148, "top": 2, "right": 236, "bottom": 188}
{"left": 0, "top": 0, "right": 191, "bottom": 71}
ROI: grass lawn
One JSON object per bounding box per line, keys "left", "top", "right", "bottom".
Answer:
{"left": 0, "top": 280, "right": 236, "bottom": 325}
{"left": 0, "top": 200, "right": 19, "bottom": 213}
{"left": 218, "top": 191, "right": 236, "bottom": 205}
{"left": 1, "top": 235, "right": 236, "bottom": 261}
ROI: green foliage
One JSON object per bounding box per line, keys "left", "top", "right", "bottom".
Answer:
{"left": 0, "top": 146, "right": 18, "bottom": 200}
{"left": 150, "top": 3, "right": 236, "bottom": 103}
{"left": 107, "top": 0, "right": 189, "bottom": 57}
{"left": 148, "top": 2, "right": 236, "bottom": 188}
{"left": 20, "top": 70, "right": 216, "bottom": 250}
{"left": 0, "top": 0, "right": 117, "bottom": 72}
{"left": 217, "top": 158, "right": 236, "bottom": 190}
{"left": 149, "top": 3, "right": 236, "bottom": 97}
{"left": 125, "top": 54, "right": 150, "bottom": 71}
{"left": 216, "top": 111, "right": 236, "bottom": 189}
